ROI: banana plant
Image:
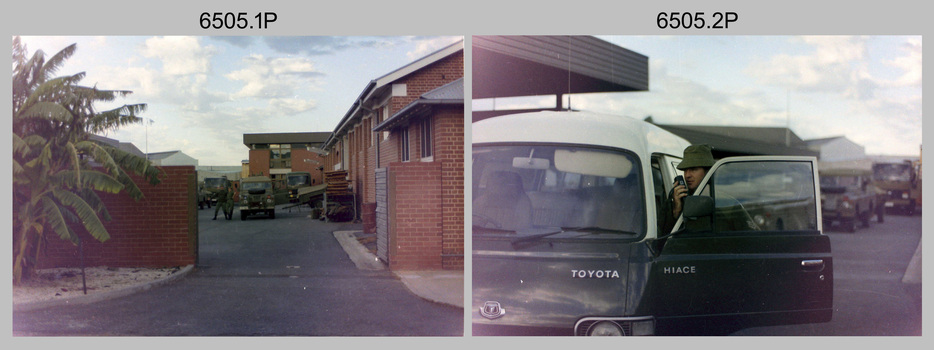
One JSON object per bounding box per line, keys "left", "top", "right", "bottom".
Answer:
{"left": 12, "top": 37, "right": 162, "bottom": 284}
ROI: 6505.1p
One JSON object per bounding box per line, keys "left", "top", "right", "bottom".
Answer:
{"left": 199, "top": 12, "right": 277, "bottom": 30}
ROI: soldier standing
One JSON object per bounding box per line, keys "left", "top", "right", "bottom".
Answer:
{"left": 224, "top": 184, "right": 235, "bottom": 220}
{"left": 213, "top": 182, "right": 230, "bottom": 220}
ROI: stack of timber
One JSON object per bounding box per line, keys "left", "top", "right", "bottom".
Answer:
{"left": 324, "top": 170, "right": 351, "bottom": 196}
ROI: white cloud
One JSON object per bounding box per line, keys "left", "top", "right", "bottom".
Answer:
{"left": 226, "top": 54, "right": 322, "bottom": 99}
{"left": 268, "top": 98, "right": 317, "bottom": 116}
{"left": 884, "top": 37, "right": 922, "bottom": 87}
{"left": 747, "top": 36, "right": 869, "bottom": 95}
{"left": 141, "top": 36, "right": 215, "bottom": 75}
{"left": 406, "top": 36, "right": 462, "bottom": 60}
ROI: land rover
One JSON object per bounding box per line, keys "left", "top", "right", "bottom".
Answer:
{"left": 239, "top": 176, "right": 276, "bottom": 220}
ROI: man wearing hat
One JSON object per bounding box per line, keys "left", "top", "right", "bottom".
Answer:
{"left": 672, "top": 144, "right": 716, "bottom": 219}
{"left": 660, "top": 144, "right": 715, "bottom": 234}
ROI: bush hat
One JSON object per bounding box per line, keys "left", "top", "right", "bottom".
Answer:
{"left": 678, "top": 144, "right": 715, "bottom": 170}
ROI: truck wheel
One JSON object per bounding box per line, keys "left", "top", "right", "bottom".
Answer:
{"left": 269, "top": 210, "right": 276, "bottom": 219}
{"left": 877, "top": 204, "right": 885, "bottom": 223}
{"left": 241, "top": 211, "right": 247, "bottom": 221}
{"left": 907, "top": 200, "right": 916, "bottom": 216}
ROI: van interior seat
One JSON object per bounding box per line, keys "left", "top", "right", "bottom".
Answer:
{"left": 528, "top": 191, "right": 585, "bottom": 227}
{"left": 579, "top": 177, "right": 643, "bottom": 232}
{"left": 473, "top": 171, "right": 532, "bottom": 230}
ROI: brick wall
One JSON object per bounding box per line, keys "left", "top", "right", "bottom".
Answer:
{"left": 433, "top": 106, "right": 465, "bottom": 270}
{"left": 248, "top": 149, "right": 270, "bottom": 176}
{"left": 390, "top": 52, "right": 465, "bottom": 114}
{"left": 387, "top": 162, "right": 443, "bottom": 270}
{"left": 38, "top": 166, "right": 198, "bottom": 268}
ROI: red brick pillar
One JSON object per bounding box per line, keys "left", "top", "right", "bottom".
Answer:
{"left": 387, "top": 162, "right": 443, "bottom": 270}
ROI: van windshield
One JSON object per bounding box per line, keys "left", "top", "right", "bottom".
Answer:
{"left": 472, "top": 144, "right": 645, "bottom": 237}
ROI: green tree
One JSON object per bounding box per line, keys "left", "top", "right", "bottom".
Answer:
{"left": 12, "top": 36, "right": 162, "bottom": 284}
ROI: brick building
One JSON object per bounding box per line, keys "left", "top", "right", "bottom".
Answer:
{"left": 243, "top": 132, "right": 331, "bottom": 185}
{"left": 321, "top": 39, "right": 464, "bottom": 270}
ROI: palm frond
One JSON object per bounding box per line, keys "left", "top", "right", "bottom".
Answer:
{"left": 89, "top": 104, "right": 147, "bottom": 134}
{"left": 51, "top": 189, "right": 111, "bottom": 242}
{"left": 75, "top": 140, "right": 121, "bottom": 177}
{"left": 52, "top": 170, "right": 125, "bottom": 194}
{"left": 12, "top": 133, "right": 29, "bottom": 158}
{"left": 23, "top": 142, "right": 53, "bottom": 173}
{"left": 105, "top": 145, "right": 163, "bottom": 186}
{"left": 12, "top": 159, "right": 27, "bottom": 185}
{"left": 14, "top": 101, "right": 74, "bottom": 124}
{"left": 64, "top": 142, "right": 81, "bottom": 189}
{"left": 21, "top": 134, "right": 48, "bottom": 148}
{"left": 78, "top": 188, "right": 112, "bottom": 222}
{"left": 40, "top": 43, "right": 77, "bottom": 83}
{"left": 39, "top": 196, "right": 79, "bottom": 244}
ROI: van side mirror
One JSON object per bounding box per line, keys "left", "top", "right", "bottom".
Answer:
{"left": 683, "top": 196, "right": 715, "bottom": 218}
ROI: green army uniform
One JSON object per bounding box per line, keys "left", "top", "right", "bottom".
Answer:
{"left": 214, "top": 185, "right": 230, "bottom": 220}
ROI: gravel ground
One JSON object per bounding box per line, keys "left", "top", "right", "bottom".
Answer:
{"left": 12, "top": 266, "right": 182, "bottom": 305}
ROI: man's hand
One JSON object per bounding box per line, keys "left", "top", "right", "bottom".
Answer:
{"left": 672, "top": 182, "right": 687, "bottom": 218}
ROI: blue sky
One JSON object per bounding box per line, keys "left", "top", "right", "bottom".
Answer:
{"left": 475, "top": 36, "right": 922, "bottom": 158}
{"left": 17, "top": 36, "right": 464, "bottom": 166}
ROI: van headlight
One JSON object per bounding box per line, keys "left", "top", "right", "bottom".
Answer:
{"left": 588, "top": 321, "right": 624, "bottom": 336}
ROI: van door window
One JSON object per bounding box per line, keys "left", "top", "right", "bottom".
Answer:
{"left": 699, "top": 161, "right": 818, "bottom": 233}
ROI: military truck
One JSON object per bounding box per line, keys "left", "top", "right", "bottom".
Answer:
{"left": 472, "top": 111, "right": 833, "bottom": 336}
{"left": 286, "top": 171, "right": 314, "bottom": 203}
{"left": 873, "top": 160, "right": 921, "bottom": 215}
{"left": 197, "top": 182, "right": 210, "bottom": 209}
{"left": 819, "top": 168, "right": 882, "bottom": 232}
{"left": 203, "top": 176, "right": 230, "bottom": 206}
{"left": 239, "top": 176, "right": 276, "bottom": 220}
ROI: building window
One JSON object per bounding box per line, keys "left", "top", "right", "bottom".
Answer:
{"left": 270, "top": 144, "right": 291, "bottom": 169}
{"left": 420, "top": 117, "right": 433, "bottom": 159}
{"left": 401, "top": 127, "right": 410, "bottom": 162}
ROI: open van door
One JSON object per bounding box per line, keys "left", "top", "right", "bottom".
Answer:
{"left": 653, "top": 156, "right": 833, "bottom": 334}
